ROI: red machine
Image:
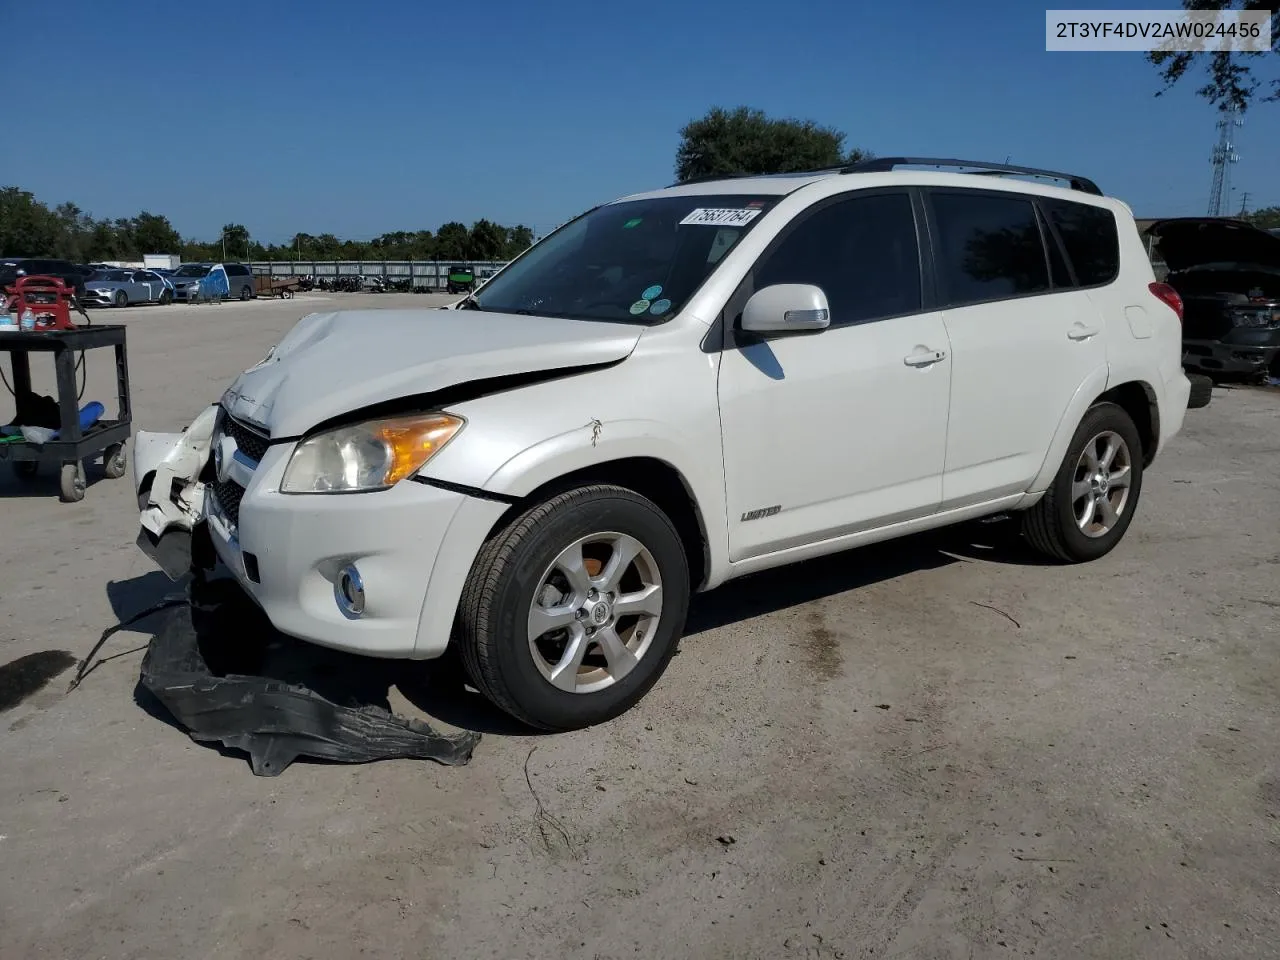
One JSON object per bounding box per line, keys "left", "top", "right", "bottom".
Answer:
{"left": 4, "top": 276, "right": 79, "bottom": 330}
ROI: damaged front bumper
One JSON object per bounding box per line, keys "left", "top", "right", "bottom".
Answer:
{"left": 133, "top": 404, "right": 509, "bottom": 661}
{"left": 135, "top": 404, "right": 219, "bottom": 579}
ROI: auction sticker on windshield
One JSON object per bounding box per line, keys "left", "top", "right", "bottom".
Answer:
{"left": 679, "top": 208, "right": 763, "bottom": 227}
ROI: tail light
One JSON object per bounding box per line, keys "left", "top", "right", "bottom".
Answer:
{"left": 1149, "top": 281, "right": 1183, "bottom": 323}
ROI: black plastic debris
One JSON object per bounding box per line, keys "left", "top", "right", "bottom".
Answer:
{"left": 137, "top": 578, "right": 480, "bottom": 776}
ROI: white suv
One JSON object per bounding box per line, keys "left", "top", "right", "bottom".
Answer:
{"left": 134, "top": 158, "right": 1191, "bottom": 730}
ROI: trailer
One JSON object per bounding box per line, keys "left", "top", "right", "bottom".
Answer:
{"left": 252, "top": 273, "right": 302, "bottom": 299}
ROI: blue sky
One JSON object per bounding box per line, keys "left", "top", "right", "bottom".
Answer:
{"left": 8, "top": 0, "right": 1276, "bottom": 243}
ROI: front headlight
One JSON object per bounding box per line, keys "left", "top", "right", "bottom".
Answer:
{"left": 280, "top": 412, "right": 464, "bottom": 493}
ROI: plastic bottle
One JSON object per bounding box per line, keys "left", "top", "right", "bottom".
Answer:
{"left": 20, "top": 307, "right": 36, "bottom": 331}
{"left": 0, "top": 299, "right": 13, "bottom": 331}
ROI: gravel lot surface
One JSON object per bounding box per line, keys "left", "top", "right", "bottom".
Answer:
{"left": 2, "top": 292, "right": 1277, "bottom": 959}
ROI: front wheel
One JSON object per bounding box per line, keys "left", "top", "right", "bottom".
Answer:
{"left": 455, "top": 485, "right": 690, "bottom": 730}
{"left": 1022, "top": 402, "right": 1144, "bottom": 563}
{"left": 240, "top": 285, "right": 253, "bottom": 301}
{"left": 114, "top": 291, "right": 128, "bottom": 308}
{"left": 159, "top": 289, "right": 172, "bottom": 305}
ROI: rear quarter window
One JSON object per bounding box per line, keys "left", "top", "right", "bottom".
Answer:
{"left": 1041, "top": 199, "right": 1119, "bottom": 287}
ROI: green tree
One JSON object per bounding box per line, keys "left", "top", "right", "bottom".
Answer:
{"left": 221, "top": 223, "right": 250, "bottom": 260}
{"left": 435, "top": 221, "right": 469, "bottom": 260}
{"left": 467, "top": 219, "right": 507, "bottom": 260}
{"left": 1149, "top": 2, "right": 1278, "bottom": 112}
{"left": 674, "top": 106, "right": 872, "bottom": 183}
{"left": 133, "top": 212, "right": 182, "bottom": 255}
{"left": 503, "top": 224, "right": 535, "bottom": 259}
{"left": 1244, "top": 205, "right": 1280, "bottom": 229}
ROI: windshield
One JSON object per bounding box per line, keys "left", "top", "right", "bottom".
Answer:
{"left": 174, "top": 264, "right": 210, "bottom": 277}
{"left": 91, "top": 270, "right": 132, "bottom": 281}
{"left": 471, "top": 194, "right": 778, "bottom": 323}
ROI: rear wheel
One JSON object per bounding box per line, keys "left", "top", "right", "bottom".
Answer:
{"left": 114, "top": 291, "right": 128, "bottom": 308}
{"left": 1023, "top": 402, "right": 1144, "bottom": 563}
{"left": 455, "top": 485, "right": 690, "bottom": 730}
{"left": 240, "top": 285, "right": 253, "bottom": 301}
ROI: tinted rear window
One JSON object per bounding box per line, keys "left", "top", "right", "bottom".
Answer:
{"left": 930, "top": 191, "right": 1050, "bottom": 307}
{"left": 1042, "top": 198, "right": 1119, "bottom": 286}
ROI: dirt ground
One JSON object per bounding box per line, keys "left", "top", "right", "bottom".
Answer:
{"left": 1, "top": 293, "right": 1278, "bottom": 960}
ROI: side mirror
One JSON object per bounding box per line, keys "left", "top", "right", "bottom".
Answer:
{"left": 740, "top": 283, "right": 831, "bottom": 334}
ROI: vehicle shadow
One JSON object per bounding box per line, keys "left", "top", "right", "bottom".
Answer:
{"left": 114, "top": 515, "right": 1055, "bottom": 746}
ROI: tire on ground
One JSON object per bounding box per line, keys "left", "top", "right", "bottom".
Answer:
{"left": 454, "top": 484, "right": 690, "bottom": 731}
{"left": 1022, "top": 401, "right": 1144, "bottom": 563}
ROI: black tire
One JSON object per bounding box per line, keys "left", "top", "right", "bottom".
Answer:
{"left": 60, "top": 462, "right": 86, "bottom": 502}
{"left": 240, "top": 285, "right": 253, "bottom": 301}
{"left": 1187, "top": 373, "right": 1213, "bottom": 409}
{"left": 455, "top": 485, "right": 690, "bottom": 731}
{"left": 114, "top": 290, "right": 127, "bottom": 308}
{"left": 159, "top": 289, "right": 172, "bottom": 305}
{"left": 1022, "top": 402, "right": 1144, "bottom": 563}
{"left": 102, "top": 443, "right": 127, "bottom": 479}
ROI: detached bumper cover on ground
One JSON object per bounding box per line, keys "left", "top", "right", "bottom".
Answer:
{"left": 139, "top": 593, "right": 480, "bottom": 777}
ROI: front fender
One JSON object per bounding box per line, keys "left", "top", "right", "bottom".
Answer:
{"left": 470, "top": 417, "right": 729, "bottom": 584}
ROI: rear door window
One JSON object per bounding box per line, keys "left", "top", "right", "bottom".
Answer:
{"left": 1041, "top": 198, "right": 1119, "bottom": 287}
{"left": 928, "top": 191, "right": 1050, "bottom": 307}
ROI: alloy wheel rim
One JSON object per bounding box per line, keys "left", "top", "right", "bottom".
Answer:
{"left": 1072, "top": 430, "right": 1132, "bottom": 538}
{"left": 527, "top": 532, "right": 664, "bottom": 694}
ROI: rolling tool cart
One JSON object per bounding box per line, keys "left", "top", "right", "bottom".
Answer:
{"left": 0, "top": 278, "right": 132, "bottom": 502}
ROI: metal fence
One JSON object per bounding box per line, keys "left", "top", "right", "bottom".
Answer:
{"left": 248, "top": 260, "right": 509, "bottom": 283}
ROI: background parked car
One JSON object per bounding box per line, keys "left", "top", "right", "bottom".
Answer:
{"left": 1145, "top": 218, "right": 1280, "bottom": 381}
{"left": 80, "top": 268, "right": 175, "bottom": 307}
{"left": 169, "top": 262, "right": 256, "bottom": 301}
{"left": 0, "top": 257, "right": 89, "bottom": 297}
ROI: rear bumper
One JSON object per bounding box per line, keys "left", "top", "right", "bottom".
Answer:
{"left": 1183, "top": 338, "right": 1280, "bottom": 375}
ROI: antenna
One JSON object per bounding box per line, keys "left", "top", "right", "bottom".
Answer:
{"left": 1207, "top": 105, "right": 1243, "bottom": 217}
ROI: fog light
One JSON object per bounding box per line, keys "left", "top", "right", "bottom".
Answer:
{"left": 336, "top": 564, "right": 365, "bottom": 618}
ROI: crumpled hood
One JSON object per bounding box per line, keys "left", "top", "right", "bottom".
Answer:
{"left": 1148, "top": 218, "right": 1280, "bottom": 272}
{"left": 221, "top": 309, "right": 643, "bottom": 437}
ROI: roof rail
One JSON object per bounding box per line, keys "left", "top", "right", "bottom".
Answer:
{"left": 666, "top": 167, "right": 844, "bottom": 188}
{"left": 840, "top": 157, "right": 1102, "bottom": 195}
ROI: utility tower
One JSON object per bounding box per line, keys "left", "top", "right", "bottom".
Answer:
{"left": 1207, "top": 105, "right": 1242, "bottom": 217}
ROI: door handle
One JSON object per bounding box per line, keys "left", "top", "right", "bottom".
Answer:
{"left": 1067, "top": 324, "right": 1100, "bottom": 341}
{"left": 904, "top": 348, "right": 947, "bottom": 367}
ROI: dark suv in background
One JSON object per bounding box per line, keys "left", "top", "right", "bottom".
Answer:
{"left": 1145, "top": 218, "right": 1280, "bottom": 381}
{"left": 0, "top": 257, "right": 90, "bottom": 297}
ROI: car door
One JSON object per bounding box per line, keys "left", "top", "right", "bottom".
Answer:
{"left": 129, "top": 271, "right": 152, "bottom": 301}
{"left": 717, "top": 190, "right": 952, "bottom": 562}
{"left": 925, "top": 189, "right": 1109, "bottom": 507}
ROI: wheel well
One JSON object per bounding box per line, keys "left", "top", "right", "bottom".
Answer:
{"left": 504, "top": 457, "right": 710, "bottom": 590}
{"left": 1097, "top": 380, "right": 1158, "bottom": 466}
